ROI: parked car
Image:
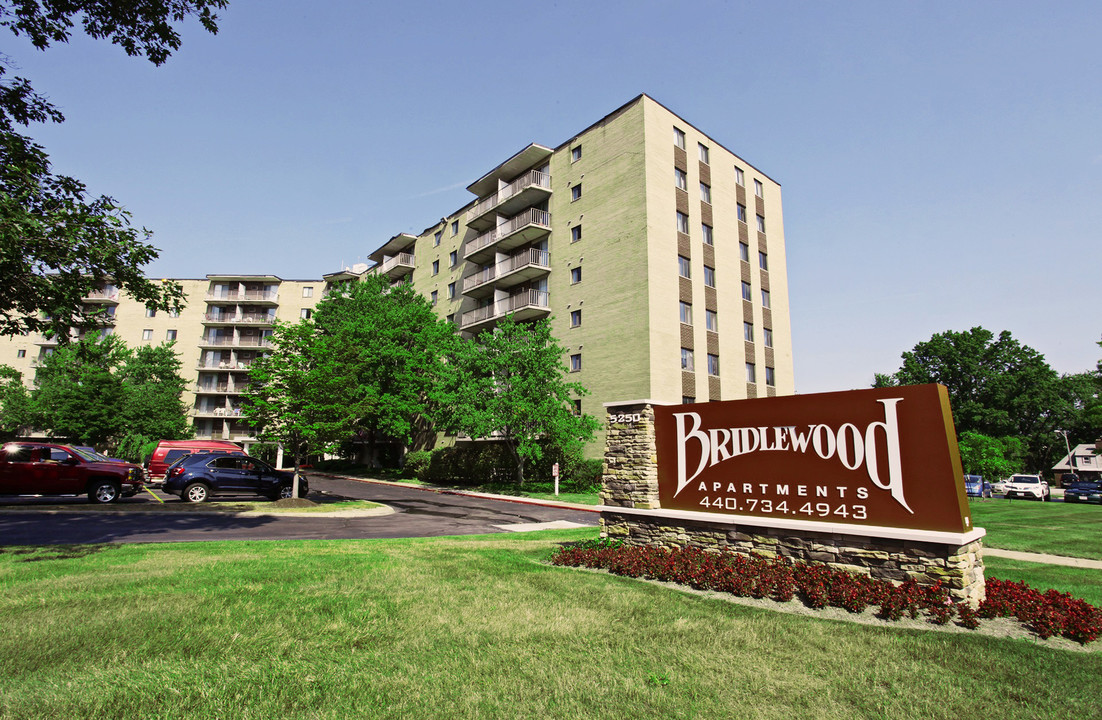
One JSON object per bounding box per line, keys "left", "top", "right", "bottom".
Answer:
{"left": 991, "top": 478, "right": 1009, "bottom": 495}
{"left": 145, "top": 439, "right": 243, "bottom": 481}
{"left": 964, "top": 474, "right": 992, "bottom": 498}
{"left": 1004, "top": 474, "right": 1050, "bottom": 501}
{"left": 162, "top": 453, "right": 308, "bottom": 502}
{"left": 1062, "top": 475, "right": 1102, "bottom": 504}
{"left": 0, "top": 442, "right": 144, "bottom": 503}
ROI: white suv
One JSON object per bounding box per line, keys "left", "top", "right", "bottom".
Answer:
{"left": 1004, "top": 474, "right": 1050, "bottom": 501}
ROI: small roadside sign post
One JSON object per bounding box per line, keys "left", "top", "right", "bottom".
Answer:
{"left": 552, "top": 463, "right": 560, "bottom": 496}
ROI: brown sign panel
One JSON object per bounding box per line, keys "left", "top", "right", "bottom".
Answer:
{"left": 654, "top": 384, "right": 972, "bottom": 534}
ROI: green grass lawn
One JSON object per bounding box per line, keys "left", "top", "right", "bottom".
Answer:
{"left": 969, "top": 500, "right": 1102, "bottom": 559}
{"left": 1, "top": 529, "right": 1100, "bottom": 720}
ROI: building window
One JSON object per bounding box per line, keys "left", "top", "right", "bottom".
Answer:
{"left": 164, "top": 329, "right": 176, "bottom": 342}
{"left": 703, "top": 265, "right": 716, "bottom": 288}
{"left": 145, "top": 307, "right": 156, "bottom": 318}
{"left": 300, "top": 286, "right": 312, "bottom": 298}
{"left": 168, "top": 309, "right": 179, "bottom": 318}
{"left": 571, "top": 146, "right": 582, "bottom": 162}
{"left": 698, "top": 143, "right": 709, "bottom": 164}
{"left": 737, "top": 203, "right": 747, "bottom": 222}
{"left": 674, "top": 126, "right": 686, "bottom": 149}
{"left": 676, "top": 211, "right": 690, "bottom": 234}
{"left": 741, "top": 281, "right": 752, "bottom": 301}
{"left": 734, "top": 166, "right": 745, "bottom": 185}
{"left": 702, "top": 224, "right": 713, "bottom": 246}
{"left": 675, "top": 167, "right": 687, "bottom": 191}
{"left": 571, "top": 184, "right": 582, "bottom": 201}
{"left": 434, "top": 231, "right": 442, "bottom": 246}
{"left": 573, "top": 399, "right": 582, "bottom": 415}
{"left": 448, "top": 282, "right": 456, "bottom": 300}
{"left": 756, "top": 215, "right": 766, "bottom": 233}
{"left": 571, "top": 225, "right": 582, "bottom": 243}
{"left": 762, "top": 289, "right": 771, "bottom": 308}
{"left": 570, "top": 353, "right": 582, "bottom": 372}
{"left": 571, "top": 266, "right": 582, "bottom": 284}
{"left": 678, "top": 255, "right": 691, "bottom": 279}
{"left": 700, "top": 182, "right": 711, "bottom": 203}
{"left": 681, "top": 347, "right": 694, "bottom": 371}
{"left": 430, "top": 290, "right": 438, "bottom": 306}
{"left": 142, "top": 329, "right": 153, "bottom": 341}
{"left": 759, "top": 251, "right": 769, "bottom": 271}
{"left": 432, "top": 260, "right": 439, "bottom": 276}
{"left": 570, "top": 309, "right": 581, "bottom": 327}
{"left": 705, "top": 309, "right": 718, "bottom": 332}
{"left": 740, "top": 242, "right": 750, "bottom": 262}
{"left": 708, "top": 354, "right": 720, "bottom": 376}
{"left": 763, "top": 327, "right": 773, "bottom": 348}
{"left": 451, "top": 220, "right": 458, "bottom": 236}
{"left": 300, "top": 309, "right": 312, "bottom": 320}
{"left": 679, "top": 301, "right": 692, "bottom": 325}
{"left": 766, "top": 367, "right": 776, "bottom": 387}
{"left": 746, "top": 363, "right": 757, "bottom": 383}
{"left": 16, "top": 349, "right": 25, "bottom": 358}
{"left": 744, "top": 321, "right": 754, "bottom": 342}
{"left": 450, "top": 250, "right": 458, "bottom": 267}
{"left": 754, "top": 179, "right": 764, "bottom": 197}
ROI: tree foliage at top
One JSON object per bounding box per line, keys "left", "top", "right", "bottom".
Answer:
{"left": 0, "top": 0, "right": 226, "bottom": 339}
{"left": 449, "top": 316, "right": 600, "bottom": 484}
{"left": 875, "top": 327, "right": 1097, "bottom": 472}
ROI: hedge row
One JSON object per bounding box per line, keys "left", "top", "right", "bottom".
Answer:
{"left": 404, "top": 444, "right": 603, "bottom": 491}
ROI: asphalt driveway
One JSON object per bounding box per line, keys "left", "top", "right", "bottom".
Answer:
{"left": 0, "top": 474, "right": 599, "bottom": 545}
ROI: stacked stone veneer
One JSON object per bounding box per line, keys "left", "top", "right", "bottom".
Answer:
{"left": 600, "top": 401, "right": 985, "bottom": 605}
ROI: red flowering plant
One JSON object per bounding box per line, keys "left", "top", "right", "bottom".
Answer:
{"left": 551, "top": 541, "right": 1102, "bottom": 644}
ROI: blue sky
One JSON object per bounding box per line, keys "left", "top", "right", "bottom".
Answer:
{"left": 10, "top": 1, "right": 1101, "bottom": 393}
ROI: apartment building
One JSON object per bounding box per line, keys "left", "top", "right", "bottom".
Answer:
{"left": 362, "top": 94, "right": 794, "bottom": 453}
{"left": 5, "top": 276, "right": 320, "bottom": 443}
{"left": 4, "top": 95, "right": 794, "bottom": 456}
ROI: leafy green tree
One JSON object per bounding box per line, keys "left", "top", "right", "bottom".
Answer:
{"left": 119, "top": 342, "right": 191, "bottom": 440}
{"left": 450, "top": 316, "right": 600, "bottom": 485}
{"left": 0, "top": 0, "right": 226, "bottom": 339}
{"left": 309, "top": 275, "right": 461, "bottom": 463}
{"left": 0, "top": 364, "right": 31, "bottom": 439}
{"left": 876, "top": 327, "right": 1069, "bottom": 471}
{"left": 241, "top": 319, "right": 348, "bottom": 496}
{"left": 956, "top": 432, "right": 1024, "bottom": 481}
{"left": 31, "top": 334, "right": 128, "bottom": 445}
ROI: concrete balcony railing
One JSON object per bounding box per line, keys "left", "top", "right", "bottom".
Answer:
{"left": 197, "top": 361, "right": 255, "bottom": 371}
{"left": 462, "top": 248, "right": 550, "bottom": 294}
{"left": 205, "top": 290, "right": 279, "bottom": 303}
{"left": 199, "top": 336, "right": 272, "bottom": 348}
{"left": 84, "top": 289, "right": 120, "bottom": 302}
{"left": 374, "top": 252, "right": 415, "bottom": 279}
{"left": 460, "top": 289, "right": 550, "bottom": 331}
{"left": 203, "top": 312, "right": 276, "bottom": 325}
{"left": 463, "top": 208, "right": 551, "bottom": 261}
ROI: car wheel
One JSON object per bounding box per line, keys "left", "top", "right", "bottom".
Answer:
{"left": 183, "top": 482, "right": 210, "bottom": 503}
{"left": 88, "top": 480, "right": 120, "bottom": 504}
{"left": 277, "top": 484, "right": 294, "bottom": 500}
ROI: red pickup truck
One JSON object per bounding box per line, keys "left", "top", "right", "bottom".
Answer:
{"left": 0, "top": 442, "right": 144, "bottom": 503}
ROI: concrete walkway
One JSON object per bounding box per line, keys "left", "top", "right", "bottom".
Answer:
{"left": 984, "top": 547, "right": 1102, "bottom": 569}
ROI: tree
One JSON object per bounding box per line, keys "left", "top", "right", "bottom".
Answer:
{"left": 119, "top": 341, "right": 191, "bottom": 440}
{"left": 0, "top": 1, "right": 227, "bottom": 339}
{"left": 0, "top": 363, "right": 31, "bottom": 439}
{"left": 241, "top": 319, "right": 349, "bottom": 497}
{"left": 875, "top": 327, "right": 1068, "bottom": 471}
{"left": 450, "top": 316, "right": 600, "bottom": 484}
{"left": 31, "top": 334, "right": 128, "bottom": 445}
{"left": 956, "top": 431, "right": 1024, "bottom": 481}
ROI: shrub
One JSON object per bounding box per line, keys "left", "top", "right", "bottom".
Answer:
{"left": 403, "top": 450, "right": 432, "bottom": 481}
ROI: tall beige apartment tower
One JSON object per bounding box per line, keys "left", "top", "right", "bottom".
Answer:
{"left": 362, "top": 94, "right": 795, "bottom": 454}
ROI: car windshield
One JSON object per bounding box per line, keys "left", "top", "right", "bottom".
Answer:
{"left": 1011, "top": 476, "right": 1038, "bottom": 484}
{"left": 68, "top": 446, "right": 102, "bottom": 462}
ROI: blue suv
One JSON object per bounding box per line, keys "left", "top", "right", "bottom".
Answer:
{"left": 163, "top": 453, "right": 309, "bottom": 503}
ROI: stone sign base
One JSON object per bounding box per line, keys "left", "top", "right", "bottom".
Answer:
{"left": 600, "top": 400, "right": 986, "bottom": 605}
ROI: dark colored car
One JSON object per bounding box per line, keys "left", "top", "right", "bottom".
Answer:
{"left": 0, "top": 442, "right": 144, "bottom": 503}
{"left": 964, "top": 474, "right": 992, "bottom": 498}
{"left": 1063, "top": 475, "right": 1102, "bottom": 504}
{"left": 162, "top": 453, "right": 308, "bottom": 502}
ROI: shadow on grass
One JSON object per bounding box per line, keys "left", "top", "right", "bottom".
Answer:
{"left": 0, "top": 544, "right": 117, "bottom": 562}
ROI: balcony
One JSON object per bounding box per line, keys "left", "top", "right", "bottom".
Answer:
{"left": 460, "top": 289, "right": 551, "bottom": 332}
{"left": 373, "top": 252, "right": 415, "bottom": 280}
{"left": 205, "top": 290, "right": 279, "bottom": 304}
{"left": 466, "top": 169, "right": 552, "bottom": 230}
{"left": 462, "top": 248, "right": 550, "bottom": 297}
{"left": 463, "top": 208, "right": 551, "bottom": 263}
{"left": 202, "top": 312, "right": 276, "bottom": 326}
{"left": 191, "top": 407, "right": 245, "bottom": 419}
{"left": 195, "top": 382, "right": 249, "bottom": 394}
{"left": 197, "top": 361, "right": 255, "bottom": 372}
{"left": 198, "top": 336, "right": 272, "bottom": 349}
{"left": 83, "top": 289, "right": 120, "bottom": 303}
